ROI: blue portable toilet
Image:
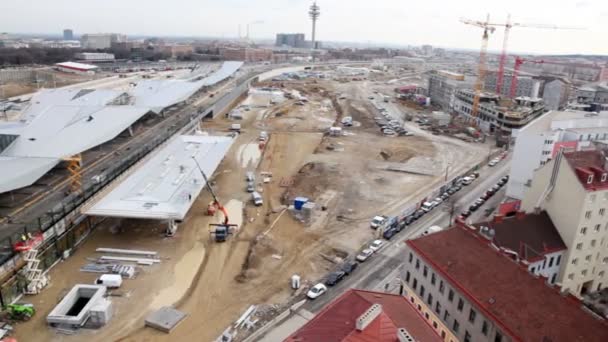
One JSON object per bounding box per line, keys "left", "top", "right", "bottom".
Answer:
{"left": 294, "top": 197, "right": 309, "bottom": 210}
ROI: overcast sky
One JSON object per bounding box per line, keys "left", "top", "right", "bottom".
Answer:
{"left": 1, "top": 0, "right": 606, "bottom": 55}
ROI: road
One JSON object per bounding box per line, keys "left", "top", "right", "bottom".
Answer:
{"left": 303, "top": 158, "right": 510, "bottom": 313}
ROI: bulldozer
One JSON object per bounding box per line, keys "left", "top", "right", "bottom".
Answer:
{"left": 4, "top": 304, "right": 35, "bottom": 321}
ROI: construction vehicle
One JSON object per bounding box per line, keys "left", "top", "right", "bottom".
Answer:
{"left": 192, "top": 157, "right": 237, "bottom": 242}
{"left": 4, "top": 304, "right": 35, "bottom": 321}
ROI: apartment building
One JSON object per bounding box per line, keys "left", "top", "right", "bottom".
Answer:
{"left": 521, "top": 146, "right": 608, "bottom": 296}
{"left": 81, "top": 33, "right": 126, "bottom": 50}
{"left": 507, "top": 111, "right": 608, "bottom": 200}
{"left": 484, "top": 70, "right": 542, "bottom": 98}
{"left": 285, "top": 289, "right": 447, "bottom": 342}
{"left": 537, "top": 76, "right": 571, "bottom": 110}
{"left": 427, "top": 70, "right": 475, "bottom": 111}
{"left": 453, "top": 89, "right": 546, "bottom": 133}
{"left": 275, "top": 33, "right": 306, "bottom": 48}
{"left": 577, "top": 81, "right": 608, "bottom": 104}
{"left": 402, "top": 225, "right": 608, "bottom": 342}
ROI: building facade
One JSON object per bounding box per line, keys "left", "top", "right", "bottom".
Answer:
{"left": 521, "top": 147, "right": 608, "bottom": 296}
{"left": 577, "top": 82, "right": 608, "bottom": 105}
{"left": 81, "top": 33, "right": 126, "bottom": 50}
{"left": 427, "top": 70, "right": 475, "bottom": 111}
{"left": 541, "top": 78, "right": 570, "bottom": 110}
{"left": 453, "top": 89, "right": 546, "bottom": 133}
{"left": 63, "top": 29, "right": 74, "bottom": 41}
{"left": 507, "top": 111, "right": 608, "bottom": 200}
{"left": 402, "top": 224, "right": 608, "bottom": 342}
{"left": 219, "top": 47, "right": 272, "bottom": 62}
{"left": 275, "top": 33, "right": 306, "bottom": 48}
{"left": 74, "top": 52, "right": 115, "bottom": 62}
{"left": 484, "top": 70, "right": 542, "bottom": 98}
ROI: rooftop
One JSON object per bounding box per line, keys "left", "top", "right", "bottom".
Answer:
{"left": 55, "top": 61, "right": 99, "bottom": 70}
{"left": 475, "top": 211, "right": 566, "bottom": 262}
{"left": 285, "top": 289, "right": 442, "bottom": 342}
{"left": 407, "top": 225, "right": 608, "bottom": 342}
{"left": 564, "top": 148, "right": 608, "bottom": 191}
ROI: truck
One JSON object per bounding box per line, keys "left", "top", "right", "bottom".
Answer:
{"left": 95, "top": 274, "right": 123, "bottom": 288}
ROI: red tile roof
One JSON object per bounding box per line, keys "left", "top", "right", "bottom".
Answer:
{"left": 475, "top": 211, "right": 566, "bottom": 262}
{"left": 284, "top": 289, "right": 442, "bottom": 342}
{"left": 564, "top": 149, "right": 608, "bottom": 191}
{"left": 407, "top": 225, "right": 608, "bottom": 342}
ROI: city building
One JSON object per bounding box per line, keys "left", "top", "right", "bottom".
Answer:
{"left": 285, "top": 289, "right": 448, "bottom": 342}
{"left": 402, "top": 224, "right": 608, "bottom": 342}
{"left": 537, "top": 77, "right": 571, "bottom": 110}
{"left": 427, "top": 70, "right": 475, "bottom": 111}
{"left": 453, "top": 89, "right": 546, "bottom": 133}
{"left": 484, "top": 70, "right": 542, "bottom": 98}
{"left": 219, "top": 47, "right": 272, "bottom": 62}
{"left": 475, "top": 211, "right": 566, "bottom": 284}
{"left": 63, "top": 29, "right": 74, "bottom": 41}
{"left": 576, "top": 81, "right": 608, "bottom": 105}
{"left": 74, "top": 52, "right": 115, "bottom": 62}
{"left": 421, "top": 44, "right": 433, "bottom": 56}
{"left": 81, "top": 33, "right": 127, "bottom": 50}
{"left": 521, "top": 61, "right": 607, "bottom": 83}
{"left": 521, "top": 145, "right": 608, "bottom": 296}
{"left": 507, "top": 111, "right": 608, "bottom": 200}
{"left": 275, "top": 33, "right": 306, "bottom": 48}
{"left": 159, "top": 44, "right": 194, "bottom": 58}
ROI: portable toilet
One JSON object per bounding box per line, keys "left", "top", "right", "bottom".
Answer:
{"left": 291, "top": 274, "right": 301, "bottom": 289}
{"left": 294, "top": 197, "right": 309, "bottom": 210}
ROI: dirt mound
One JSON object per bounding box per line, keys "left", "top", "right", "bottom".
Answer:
{"left": 282, "top": 162, "right": 334, "bottom": 204}
{"left": 235, "top": 235, "right": 280, "bottom": 283}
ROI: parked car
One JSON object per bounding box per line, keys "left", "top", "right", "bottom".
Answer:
{"left": 383, "top": 227, "right": 398, "bottom": 240}
{"left": 356, "top": 249, "right": 374, "bottom": 262}
{"left": 341, "top": 261, "right": 358, "bottom": 275}
{"left": 325, "top": 271, "right": 346, "bottom": 286}
{"left": 252, "top": 191, "right": 263, "bottom": 206}
{"left": 369, "top": 240, "right": 384, "bottom": 252}
{"left": 461, "top": 210, "right": 472, "bottom": 218}
{"left": 461, "top": 176, "right": 474, "bottom": 185}
{"left": 421, "top": 201, "right": 435, "bottom": 212}
{"left": 440, "top": 192, "right": 450, "bottom": 201}
{"left": 488, "top": 158, "right": 500, "bottom": 167}
{"left": 469, "top": 203, "right": 480, "bottom": 212}
{"left": 246, "top": 171, "right": 255, "bottom": 182}
{"left": 307, "top": 283, "right": 327, "bottom": 299}
{"left": 246, "top": 181, "right": 255, "bottom": 193}
{"left": 413, "top": 209, "right": 426, "bottom": 219}
{"left": 370, "top": 216, "right": 387, "bottom": 229}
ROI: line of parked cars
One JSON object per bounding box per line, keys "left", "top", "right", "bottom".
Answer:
{"left": 459, "top": 175, "right": 509, "bottom": 220}
{"left": 374, "top": 109, "right": 413, "bottom": 137}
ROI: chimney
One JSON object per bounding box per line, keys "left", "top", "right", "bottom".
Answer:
{"left": 397, "top": 328, "right": 415, "bottom": 342}
{"left": 356, "top": 304, "right": 382, "bottom": 331}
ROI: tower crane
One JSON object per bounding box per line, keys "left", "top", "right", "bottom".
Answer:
{"left": 461, "top": 15, "right": 495, "bottom": 121}
{"left": 509, "top": 56, "right": 545, "bottom": 98}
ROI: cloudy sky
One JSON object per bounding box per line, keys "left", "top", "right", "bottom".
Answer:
{"left": 1, "top": 0, "right": 606, "bottom": 54}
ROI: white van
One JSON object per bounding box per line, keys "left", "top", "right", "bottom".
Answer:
{"left": 252, "top": 191, "right": 263, "bottom": 206}
{"left": 95, "top": 274, "right": 123, "bottom": 289}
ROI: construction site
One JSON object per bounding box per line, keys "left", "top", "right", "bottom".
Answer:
{"left": 0, "top": 59, "right": 496, "bottom": 341}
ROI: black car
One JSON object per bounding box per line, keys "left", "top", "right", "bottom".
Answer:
{"left": 413, "top": 209, "right": 425, "bottom": 219}
{"left": 469, "top": 204, "right": 480, "bottom": 212}
{"left": 341, "top": 261, "right": 358, "bottom": 275}
{"left": 325, "top": 271, "right": 346, "bottom": 286}
{"left": 398, "top": 219, "right": 407, "bottom": 231}
{"left": 383, "top": 227, "right": 398, "bottom": 240}
{"left": 501, "top": 175, "right": 509, "bottom": 182}
{"left": 461, "top": 210, "right": 472, "bottom": 218}
{"left": 404, "top": 215, "right": 415, "bottom": 225}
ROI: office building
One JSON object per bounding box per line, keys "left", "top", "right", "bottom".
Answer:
{"left": 538, "top": 77, "right": 571, "bottom": 110}
{"left": 81, "top": 33, "right": 127, "bottom": 50}
{"left": 427, "top": 70, "right": 475, "bottom": 111}
{"left": 63, "top": 29, "right": 74, "bottom": 41}
{"left": 275, "top": 33, "right": 306, "bottom": 48}
{"left": 402, "top": 224, "right": 608, "bottom": 342}
{"left": 521, "top": 145, "right": 608, "bottom": 296}
{"left": 453, "top": 89, "right": 546, "bottom": 133}
{"left": 484, "top": 70, "right": 542, "bottom": 98}
{"left": 507, "top": 111, "right": 608, "bottom": 200}
{"left": 285, "top": 289, "right": 449, "bottom": 342}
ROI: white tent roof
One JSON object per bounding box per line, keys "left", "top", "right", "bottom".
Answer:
{"left": 85, "top": 134, "right": 234, "bottom": 220}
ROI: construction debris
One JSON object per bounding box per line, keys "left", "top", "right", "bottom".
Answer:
{"left": 96, "top": 248, "right": 158, "bottom": 256}
{"left": 145, "top": 307, "right": 188, "bottom": 333}
{"left": 99, "top": 256, "right": 160, "bottom": 264}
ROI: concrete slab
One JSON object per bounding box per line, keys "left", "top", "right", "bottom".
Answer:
{"left": 145, "top": 306, "right": 188, "bottom": 333}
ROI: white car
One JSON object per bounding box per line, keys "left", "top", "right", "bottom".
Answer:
{"left": 461, "top": 176, "right": 474, "bottom": 185}
{"left": 488, "top": 158, "right": 500, "bottom": 167}
{"left": 369, "top": 240, "right": 384, "bottom": 252}
{"left": 356, "top": 249, "right": 374, "bottom": 262}
{"left": 370, "top": 216, "right": 387, "bottom": 229}
{"left": 306, "top": 283, "right": 327, "bottom": 299}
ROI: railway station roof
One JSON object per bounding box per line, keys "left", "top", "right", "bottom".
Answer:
{"left": 84, "top": 134, "right": 234, "bottom": 220}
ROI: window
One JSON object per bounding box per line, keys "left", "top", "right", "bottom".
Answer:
{"left": 551, "top": 273, "right": 557, "bottom": 284}
{"left": 413, "top": 278, "right": 418, "bottom": 290}
{"left": 431, "top": 273, "right": 436, "bottom": 285}
{"left": 591, "top": 240, "right": 597, "bottom": 247}
{"left": 444, "top": 310, "right": 450, "bottom": 322}
{"left": 469, "top": 309, "right": 476, "bottom": 323}
{"left": 495, "top": 332, "right": 503, "bottom": 342}
{"left": 586, "top": 255, "right": 592, "bottom": 262}
{"left": 457, "top": 298, "right": 464, "bottom": 312}
{"left": 482, "top": 320, "right": 489, "bottom": 336}
{"left": 411, "top": 296, "right": 415, "bottom": 303}
{"left": 568, "top": 273, "right": 574, "bottom": 280}
{"left": 416, "top": 259, "right": 420, "bottom": 270}
{"left": 420, "top": 285, "right": 425, "bottom": 297}
{"left": 409, "top": 253, "right": 413, "bottom": 263}
{"left": 557, "top": 255, "right": 561, "bottom": 265}
{"left": 600, "top": 208, "right": 606, "bottom": 216}
{"left": 464, "top": 331, "right": 472, "bottom": 342}
{"left": 577, "top": 243, "right": 583, "bottom": 250}
{"left": 531, "top": 266, "right": 536, "bottom": 273}
{"left": 585, "top": 211, "right": 592, "bottom": 219}
{"left": 427, "top": 293, "right": 433, "bottom": 306}
{"left": 582, "top": 269, "right": 588, "bottom": 276}
{"left": 425, "top": 312, "right": 429, "bottom": 319}
{"left": 439, "top": 280, "right": 445, "bottom": 294}
{"left": 603, "top": 257, "right": 608, "bottom": 264}
{"left": 423, "top": 266, "right": 428, "bottom": 277}
{"left": 549, "top": 257, "right": 554, "bottom": 267}
{"left": 433, "top": 321, "right": 438, "bottom": 329}
{"left": 572, "top": 258, "right": 578, "bottom": 265}
{"left": 441, "top": 331, "right": 446, "bottom": 339}
{"left": 436, "top": 302, "right": 442, "bottom": 315}
{"left": 406, "top": 271, "right": 411, "bottom": 283}
{"left": 448, "top": 289, "right": 454, "bottom": 302}
{"left": 542, "top": 259, "right": 547, "bottom": 268}
{"left": 600, "top": 271, "right": 605, "bottom": 277}
{"left": 453, "top": 320, "right": 460, "bottom": 333}
{"left": 581, "top": 227, "right": 588, "bottom": 235}
{"left": 594, "top": 224, "right": 601, "bottom": 232}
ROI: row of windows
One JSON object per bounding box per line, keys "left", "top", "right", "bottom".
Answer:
{"left": 580, "top": 223, "right": 604, "bottom": 235}
{"left": 578, "top": 133, "right": 608, "bottom": 142}
{"left": 407, "top": 253, "right": 505, "bottom": 341}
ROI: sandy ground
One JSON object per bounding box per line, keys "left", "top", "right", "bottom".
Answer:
{"left": 15, "top": 76, "right": 488, "bottom": 342}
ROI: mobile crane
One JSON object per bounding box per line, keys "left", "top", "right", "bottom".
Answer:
{"left": 192, "top": 157, "right": 237, "bottom": 242}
